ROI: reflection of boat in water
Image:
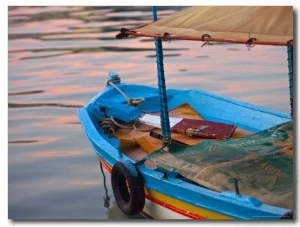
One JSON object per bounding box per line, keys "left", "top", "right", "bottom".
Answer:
{"left": 99, "top": 161, "right": 111, "bottom": 211}
{"left": 78, "top": 6, "right": 293, "bottom": 219}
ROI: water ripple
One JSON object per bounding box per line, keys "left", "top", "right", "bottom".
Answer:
{"left": 8, "top": 140, "right": 40, "bottom": 144}
{"left": 8, "top": 90, "right": 44, "bottom": 96}
{"left": 8, "top": 102, "right": 83, "bottom": 108}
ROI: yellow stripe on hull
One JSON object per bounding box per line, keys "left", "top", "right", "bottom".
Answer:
{"left": 144, "top": 188, "right": 233, "bottom": 220}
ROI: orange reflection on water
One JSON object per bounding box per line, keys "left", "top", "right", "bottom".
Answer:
{"left": 47, "top": 85, "right": 93, "bottom": 96}
{"left": 69, "top": 180, "right": 99, "bottom": 186}
{"left": 33, "top": 115, "right": 80, "bottom": 128}
{"left": 10, "top": 15, "right": 83, "bottom": 34}
{"left": 41, "top": 33, "right": 103, "bottom": 40}
{"left": 9, "top": 6, "right": 83, "bottom": 16}
{"left": 30, "top": 150, "right": 82, "bottom": 158}
{"left": 8, "top": 38, "right": 39, "bottom": 52}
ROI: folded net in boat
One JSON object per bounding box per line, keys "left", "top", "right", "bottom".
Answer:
{"left": 146, "top": 120, "right": 293, "bottom": 210}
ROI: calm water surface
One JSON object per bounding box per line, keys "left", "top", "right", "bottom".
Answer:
{"left": 8, "top": 6, "right": 291, "bottom": 220}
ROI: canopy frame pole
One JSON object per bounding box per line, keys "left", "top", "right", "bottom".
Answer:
{"left": 287, "top": 40, "right": 293, "bottom": 119}
{"left": 152, "top": 6, "right": 171, "bottom": 146}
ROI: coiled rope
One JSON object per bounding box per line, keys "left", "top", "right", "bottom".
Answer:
{"left": 101, "top": 116, "right": 156, "bottom": 137}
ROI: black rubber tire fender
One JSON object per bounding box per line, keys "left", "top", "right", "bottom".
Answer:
{"left": 111, "top": 160, "right": 145, "bottom": 215}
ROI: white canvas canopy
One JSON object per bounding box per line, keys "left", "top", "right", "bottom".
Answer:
{"left": 120, "top": 6, "right": 293, "bottom": 46}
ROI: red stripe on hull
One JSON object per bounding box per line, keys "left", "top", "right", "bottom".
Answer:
{"left": 98, "top": 157, "right": 112, "bottom": 173}
{"left": 145, "top": 194, "right": 206, "bottom": 219}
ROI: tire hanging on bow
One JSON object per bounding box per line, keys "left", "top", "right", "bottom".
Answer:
{"left": 111, "top": 160, "right": 145, "bottom": 215}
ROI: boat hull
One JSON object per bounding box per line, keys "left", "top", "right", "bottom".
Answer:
{"left": 78, "top": 81, "right": 292, "bottom": 220}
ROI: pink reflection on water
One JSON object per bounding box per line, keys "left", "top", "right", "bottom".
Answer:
{"left": 32, "top": 115, "right": 79, "bottom": 128}
{"left": 50, "top": 115, "right": 79, "bottom": 126}
{"left": 8, "top": 6, "right": 83, "bottom": 16}
{"left": 8, "top": 38, "right": 40, "bottom": 52}
{"left": 47, "top": 85, "right": 96, "bottom": 96}
{"left": 30, "top": 150, "right": 82, "bottom": 158}
{"left": 10, "top": 18, "right": 82, "bottom": 34}
{"left": 41, "top": 33, "right": 103, "bottom": 40}
{"left": 69, "top": 180, "right": 99, "bottom": 186}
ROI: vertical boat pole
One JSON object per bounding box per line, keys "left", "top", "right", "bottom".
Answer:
{"left": 287, "top": 41, "right": 293, "bottom": 119}
{"left": 152, "top": 6, "right": 171, "bottom": 145}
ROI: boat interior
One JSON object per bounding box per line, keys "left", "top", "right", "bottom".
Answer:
{"left": 95, "top": 96, "right": 293, "bottom": 210}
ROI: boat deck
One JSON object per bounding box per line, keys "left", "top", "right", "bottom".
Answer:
{"left": 101, "top": 102, "right": 293, "bottom": 210}
{"left": 112, "top": 103, "right": 250, "bottom": 158}
{"left": 109, "top": 103, "right": 250, "bottom": 169}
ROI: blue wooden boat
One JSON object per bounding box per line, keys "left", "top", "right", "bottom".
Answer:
{"left": 78, "top": 6, "right": 293, "bottom": 219}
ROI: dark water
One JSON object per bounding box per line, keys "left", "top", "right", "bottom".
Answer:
{"left": 7, "top": 6, "right": 291, "bottom": 221}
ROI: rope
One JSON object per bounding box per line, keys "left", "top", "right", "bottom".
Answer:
{"left": 115, "top": 28, "right": 129, "bottom": 39}
{"left": 107, "top": 81, "right": 130, "bottom": 102}
{"left": 103, "top": 78, "right": 156, "bottom": 137}
{"left": 110, "top": 116, "right": 133, "bottom": 129}
{"left": 101, "top": 118, "right": 117, "bottom": 137}
{"left": 107, "top": 79, "right": 144, "bottom": 107}
{"left": 246, "top": 37, "right": 256, "bottom": 50}
{"left": 201, "top": 34, "right": 213, "bottom": 47}
{"left": 101, "top": 116, "right": 156, "bottom": 137}
{"left": 162, "top": 32, "right": 171, "bottom": 43}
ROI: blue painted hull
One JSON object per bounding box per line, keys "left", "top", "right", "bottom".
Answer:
{"left": 78, "top": 81, "right": 292, "bottom": 219}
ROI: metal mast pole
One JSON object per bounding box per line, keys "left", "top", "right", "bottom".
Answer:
{"left": 287, "top": 41, "right": 293, "bottom": 118}
{"left": 152, "top": 6, "right": 171, "bottom": 145}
